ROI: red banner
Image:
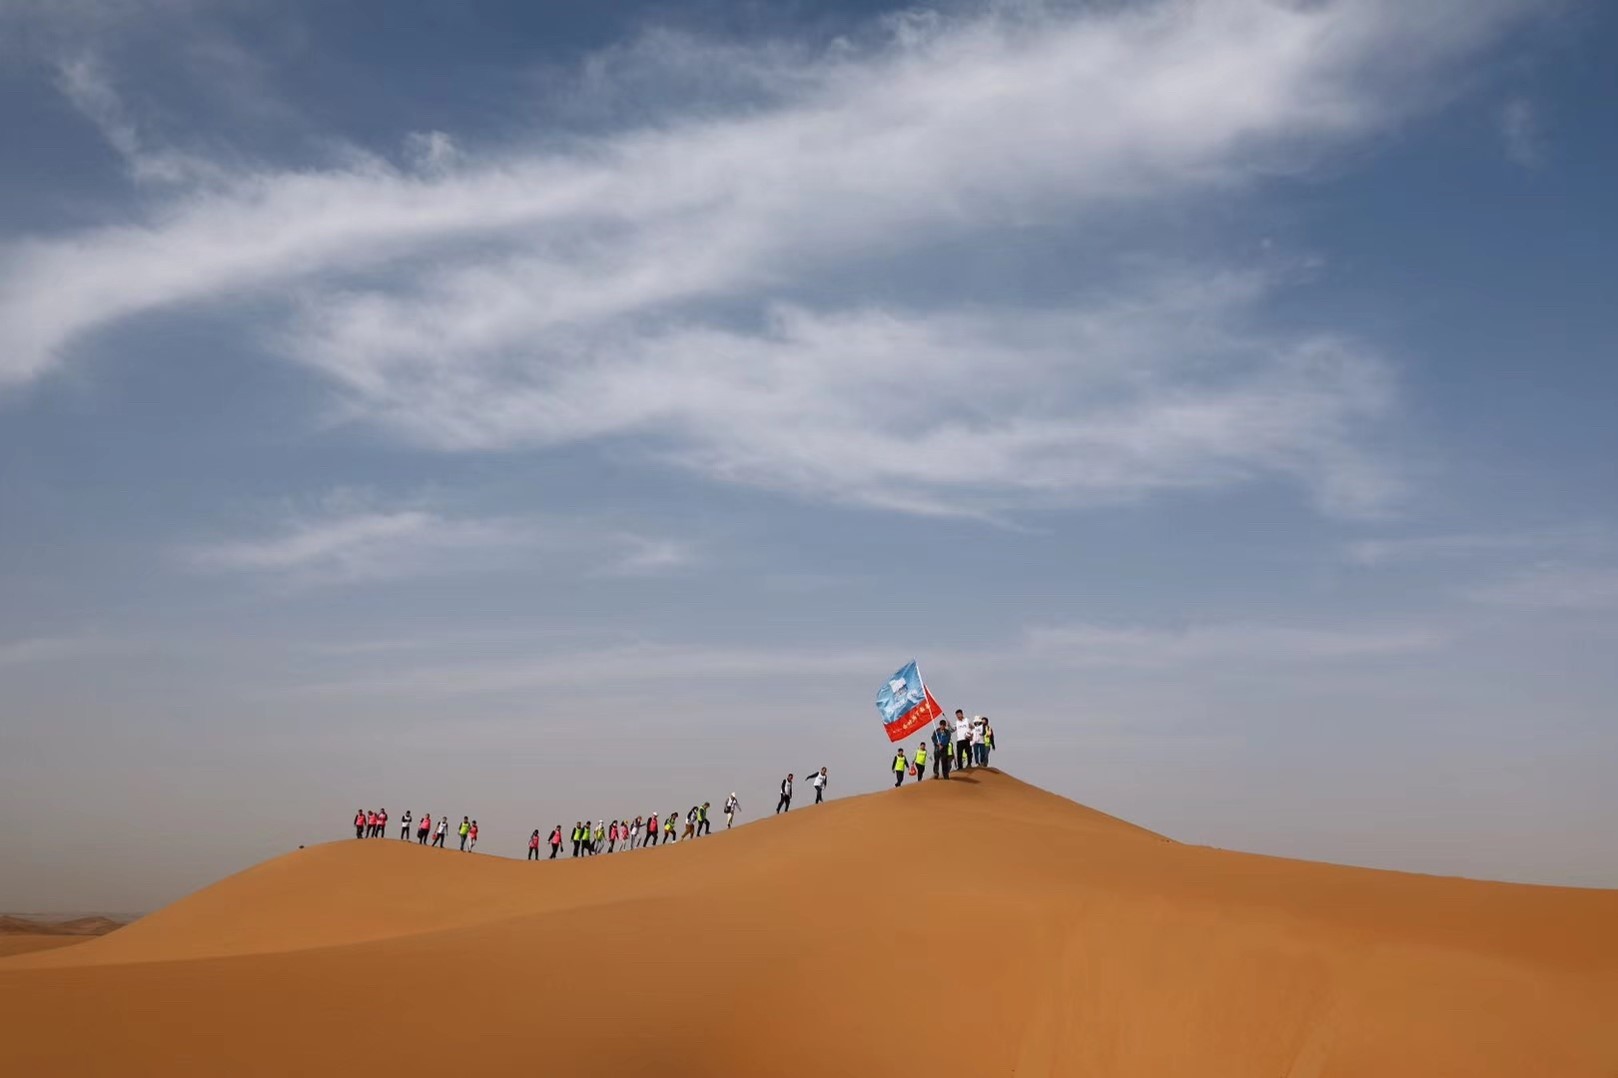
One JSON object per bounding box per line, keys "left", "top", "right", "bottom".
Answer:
{"left": 885, "top": 687, "right": 942, "bottom": 743}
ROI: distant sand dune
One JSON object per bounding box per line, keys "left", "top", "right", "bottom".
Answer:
{"left": 2, "top": 770, "right": 1615, "bottom": 1076}
{"left": 0, "top": 914, "right": 124, "bottom": 937}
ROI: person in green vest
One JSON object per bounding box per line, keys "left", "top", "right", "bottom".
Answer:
{"left": 696, "top": 802, "right": 712, "bottom": 837}
{"left": 913, "top": 740, "right": 928, "bottom": 781}
{"left": 664, "top": 812, "right": 678, "bottom": 843}
{"left": 457, "top": 816, "right": 471, "bottom": 851}
{"left": 570, "top": 821, "right": 582, "bottom": 857}
{"left": 893, "top": 746, "right": 909, "bottom": 787}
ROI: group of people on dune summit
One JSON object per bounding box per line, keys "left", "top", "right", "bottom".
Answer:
{"left": 528, "top": 794, "right": 744, "bottom": 860}
{"left": 352, "top": 810, "right": 480, "bottom": 851}
{"left": 350, "top": 707, "right": 999, "bottom": 856}
{"left": 891, "top": 711, "right": 996, "bottom": 787}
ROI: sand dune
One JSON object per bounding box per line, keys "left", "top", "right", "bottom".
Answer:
{"left": 0, "top": 915, "right": 125, "bottom": 959}
{"left": 2, "top": 770, "right": 1615, "bottom": 1076}
{"left": 0, "top": 914, "right": 124, "bottom": 937}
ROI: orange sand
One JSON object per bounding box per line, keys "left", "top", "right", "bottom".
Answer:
{"left": 2, "top": 770, "right": 1614, "bottom": 1076}
{"left": 0, "top": 915, "right": 124, "bottom": 958}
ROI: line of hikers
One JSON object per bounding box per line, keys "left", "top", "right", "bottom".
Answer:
{"left": 348, "top": 709, "right": 997, "bottom": 856}
{"left": 527, "top": 793, "right": 744, "bottom": 859}
{"left": 352, "top": 810, "right": 480, "bottom": 851}
{"left": 891, "top": 711, "right": 996, "bottom": 787}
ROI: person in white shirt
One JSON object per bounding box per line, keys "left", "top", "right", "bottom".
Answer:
{"left": 724, "top": 793, "right": 739, "bottom": 828}
{"left": 776, "top": 774, "right": 794, "bottom": 814}
{"left": 971, "top": 716, "right": 988, "bottom": 767}
{"left": 399, "top": 810, "right": 412, "bottom": 841}
{"left": 954, "top": 710, "right": 973, "bottom": 769}
{"left": 810, "top": 767, "right": 828, "bottom": 804}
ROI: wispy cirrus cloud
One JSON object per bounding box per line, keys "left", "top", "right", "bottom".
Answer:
{"left": 1467, "top": 565, "right": 1618, "bottom": 611}
{"left": 1025, "top": 621, "right": 1444, "bottom": 669}
{"left": 2, "top": 0, "right": 1537, "bottom": 518}
{"left": 0, "top": 635, "right": 125, "bottom": 668}
{"left": 187, "top": 506, "right": 529, "bottom": 583}
{"left": 1499, "top": 96, "right": 1544, "bottom": 168}
{"left": 185, "top": 492, "right": 694, "bottom": 584}
{"left": 288, "top": 616, "right": 1446, "bottom": 701}
{"left": 1345, "top": 527, "right": 1610, "bottom": 566}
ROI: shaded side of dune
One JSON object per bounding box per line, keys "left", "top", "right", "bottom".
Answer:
{"left": 2, "top": 770, "right": 1616, "bottom": 1077}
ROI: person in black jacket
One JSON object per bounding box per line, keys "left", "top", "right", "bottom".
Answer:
{"left": 776, "top": 773, "right": 794, "bottom": 814}
{"left": 932, "top": 720, "right": 952, "bottom": 780}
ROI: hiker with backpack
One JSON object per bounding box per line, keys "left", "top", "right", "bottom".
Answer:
{"left": 723, "top": 793, "right": 739, "bottom": 829}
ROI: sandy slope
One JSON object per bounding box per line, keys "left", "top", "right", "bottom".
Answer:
{"left": 1, "top": 770, "right": 1614, "bottom": 1077}
{"left": 0, "top": 936, "right": 95, "bottom": 958}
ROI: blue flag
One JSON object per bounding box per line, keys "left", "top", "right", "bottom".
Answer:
{"left": 875, "top": 660, "right": 942, "bottom": 743}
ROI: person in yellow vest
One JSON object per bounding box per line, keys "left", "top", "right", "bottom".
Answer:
{"left": 457, "top": 816, "right": 471, "bottom": 851}
{"left": 697, "top": 802, "right": 712, "bottom": 837}
{"left": 892, "top": 747, "right": 908, "bottom": 788}
{"left": 664, "top": 812, "right": 678, "bottom": 843}
{"left": 913, "top": 740, "right": 928, "bottom": 781}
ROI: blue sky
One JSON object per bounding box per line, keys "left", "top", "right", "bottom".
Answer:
{"left": 1, "top": 0, "right": 1616, "bottom": 910}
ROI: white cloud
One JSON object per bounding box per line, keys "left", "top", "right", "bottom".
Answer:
{"left": 1345, "top": 527, "right": 1609, "bottom": 566}
{"left": 1025, "top": 621, "right": 1444, "bottom": 668}
{"left": 288, "top": 640, "right": 893, "bottom": 699}
{"left": 53, "top": 54, "right": 221, "bottom": 185}
{"left": 1499, "top": 97, "right": 1542, "bottom": 168}
{"left": 290, "top": 617, "right": 1445, "bottom": 700}
{"left": 1468, "top": 566, "right": 1618, "bottom": 611}
{"left": 402, "top": 130, "right": 461, "bottom": 175}
{"left": 3, "top": 0, "right": 1536, "bottom": 515}
{"left": 186, "top": 493, "right": 694, "bottom": 583}
{"left": 603, "top": 534, "right": 697, "bottom": 576}
{"left": 0, "top": 636, "right": 123, "bottom": 667}
{"left": 187, "top": 500, "right": 531, "bottom": 583}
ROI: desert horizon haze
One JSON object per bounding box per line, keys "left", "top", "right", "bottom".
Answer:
{"left": 3, "top": 772, "right": 1616, "bottom": 1076}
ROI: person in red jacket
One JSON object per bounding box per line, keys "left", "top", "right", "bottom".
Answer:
{"left": 417, "top": 813, "right": 431, "bottom": 845}
{"left": 528, "top": 829, "right": 541, "bottom": 861}
{"left": 645, "top": 812, "right": 659, "bottom": 847}
{"left": 468, "top": 820, "right": 479, "bottom": 852}
{"left": 354, "top": 809, "right": 366, "bottom": 839}
{"left": 376, "top": 808, "right": 388, "bottom": 838}
{"left": 548, "top": 824, "right": 563, "bottom": 859}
